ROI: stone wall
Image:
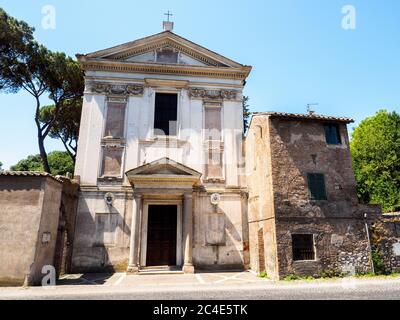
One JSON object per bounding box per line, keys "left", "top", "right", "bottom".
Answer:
{"left": 371, "top": 213, "right": 400, "bottom": 274}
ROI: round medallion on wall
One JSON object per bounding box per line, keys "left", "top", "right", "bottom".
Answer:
{"left": 210, "top": 193, "right": 221, "bottom": 206}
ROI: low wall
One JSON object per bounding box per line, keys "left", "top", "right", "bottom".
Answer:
{"left": 371, "top": 213, "right": 400, "bottom": 274}
{"left": 0, "top": 174, "right": 62, "bottom": 285}
{"left": 0, "top": 172, "right": 79, "bottom": 286}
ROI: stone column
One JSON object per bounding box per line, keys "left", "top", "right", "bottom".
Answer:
{"left": 182, "top": 192, "right": 194, "bottom": 273}
{"left": 127, "top": 193, "right": 142, "bottom": 274}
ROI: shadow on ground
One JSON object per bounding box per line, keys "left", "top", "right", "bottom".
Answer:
{"left": 57, "top": 273, "right": 115, "bottom": 286}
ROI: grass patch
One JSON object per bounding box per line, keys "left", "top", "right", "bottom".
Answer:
{"left": 282, "top": 271, "right": 400, "bottom": 282}
{"left": 282, "top": 274, "right": 316, "bottom": 281}
{"left": 258, "top": 271, "right": 269, "bottom": 279}
{"left": 355, "top": 272, "right": 400, "bottom": 279}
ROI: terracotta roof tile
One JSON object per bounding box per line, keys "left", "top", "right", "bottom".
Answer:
{"left": 253, "top": 111, "right": 354, "bottom": 123}
{"left": 0, "top": 171, "right": 63, "bottom": 183}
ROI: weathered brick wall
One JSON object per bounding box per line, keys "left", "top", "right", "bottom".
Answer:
{"left": 267, "top": 117, "right": 380, "bottom": 278}
{"left": 371, "top": 214, "right": 400, "bottom": 273}
{"left": 276, "top": 217, "right": 374, "bottom": 277}
{"left": 246, "top": 114, "right": 382, "bottom": 279}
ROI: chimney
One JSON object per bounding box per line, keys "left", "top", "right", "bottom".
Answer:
{"left": 163, "top": 20, "right": 174, "bottom": 31}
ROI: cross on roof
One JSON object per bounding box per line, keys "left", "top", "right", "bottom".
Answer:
{"left": 164, "top": 10, "right": 173, "bottom": 22}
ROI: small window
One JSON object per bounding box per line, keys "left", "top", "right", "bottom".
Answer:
{"left": 324, "top": 124, "right": 341, "bottom": 145}
{"left": 292, "top": 234, "right": 315, "bottom": 261}
{"left": 307, "top": 173, "right": 327, "bottom": 200}
{"left": 154, "top": 93, "right": 178, "bottom": 136}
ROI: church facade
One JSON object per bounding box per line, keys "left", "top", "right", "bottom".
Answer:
{"left": 72, "top": 26, "right": 252, "bottom": 273}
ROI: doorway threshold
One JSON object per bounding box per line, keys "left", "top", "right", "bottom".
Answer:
{"left": 138, "top": 266, "right": 184, "bottom": 275}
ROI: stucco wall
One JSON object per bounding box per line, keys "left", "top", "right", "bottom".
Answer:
{"left": 193, "top": 191, "right": 248, "bottom": 270}
{"left": 75, "top": 84, "right": 244, "bottom": 188}
{"left": 0, "top": 176, "right": 62, "bottom": 285}
{"left": 71, "top": 190, "right": 133, "bottom": 273}
{"left": 29, "top": 178, "right": 62, "bottom": 285}
{"left": 246, "top": 116, "right": 278, "bottom": 277}
{"left": 72, "top": 189, "right": 248, "bottom": 272}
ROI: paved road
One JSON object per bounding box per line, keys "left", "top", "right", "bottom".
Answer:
{"left": 0, "top": 272, "right": 399, "bottom": 300}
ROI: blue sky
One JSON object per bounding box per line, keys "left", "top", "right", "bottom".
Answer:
{"left": 0, "top": 0, "right": 399, "bottom": 169}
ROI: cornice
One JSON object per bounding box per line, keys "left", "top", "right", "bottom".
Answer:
{"left": 80, "top": 59, "right": 251, "bottom": 81}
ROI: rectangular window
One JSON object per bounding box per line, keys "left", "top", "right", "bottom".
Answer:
{"left": 307, "top": 173, "right": 327, "bottom": 200}
{"left": 104, "top": 102, "right": 126, "bottom": 139}
{"left": 324, "top": 124, "right": 341, "bottom": 145}
{"left": 292, "top": 234, "right": 315, "bottom": 261}
{"left": 154, "top": 93, "right": 178, "bottom": 136}
{"left": 101, "top": 147, "right": 124, "bottom": 177}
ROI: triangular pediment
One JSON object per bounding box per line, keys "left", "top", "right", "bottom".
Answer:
{"left": 126, "top": 157, "right": 201, "bottom": 181}
{"left": 81, "top": 31, "right": 243, "bottom": 68}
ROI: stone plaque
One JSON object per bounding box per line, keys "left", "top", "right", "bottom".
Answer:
{"left": 393, "top": 242, "right": 400, "bottom": 257}
{"left": 41, "top": 232, "right": 51, "bottom": 244}
{"left": 331, "top": 234, "right": 344, "bottom": 247}
{"left": 95, "top": 213, "right": 118, "bottom": 246}
{"left": 205, "top": 212, "right": 226, "bottom": 246}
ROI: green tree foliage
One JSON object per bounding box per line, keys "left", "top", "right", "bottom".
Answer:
{"left": 40, "top": 98, "right": 82, "bottom": 163}
{"left": 0, "top": 161, "right": 3, "bottom": 172}
{"left": 10, "top": 151, "right": 74, "bottom": 176}
{"left": 350, "top": 110, "right": 400, "bottom": 212}
{"left": 243, "top": 96, "right": 251, "bottom": 133}
{"left": 0, "top": 7, "right": 35, "bottom": 92}
{"left": 0, "top": 8, "right": 84, "bottom": 173}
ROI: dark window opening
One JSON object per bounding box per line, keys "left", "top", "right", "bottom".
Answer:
{"left": 324, "top": 124, "right": 341, "bottom": 145}
{"left": 307, "top": 173, "right": 327, "bottom": 200}
{"left": 292, "top": 234, "right": 315, "bottom": 261}
{"left": 154, "top": 93, "right": 178, "bottom": 136}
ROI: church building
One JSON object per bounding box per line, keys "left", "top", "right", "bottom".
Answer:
{"left": 70, "top": 20, "right": 381, "bottom": 280}
{"left": 72, "top": 21, "right": 252, "bottom": 273}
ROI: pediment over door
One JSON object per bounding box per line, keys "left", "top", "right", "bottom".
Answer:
{"left": 125, "top": 157, "right": 201, "bottom": 189}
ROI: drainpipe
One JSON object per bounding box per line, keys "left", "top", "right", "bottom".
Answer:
{"left": 364, "top": 213, "right": 375, "bottom": 275}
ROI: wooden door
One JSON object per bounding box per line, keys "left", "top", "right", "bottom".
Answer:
{"left": 146, "top": 205, "right": 177, "bottom": 266}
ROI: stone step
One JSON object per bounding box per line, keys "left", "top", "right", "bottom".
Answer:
{"left": 138, "top": 266, "right": 184, "bottom": 275}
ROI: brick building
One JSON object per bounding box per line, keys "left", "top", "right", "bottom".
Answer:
{"left": 246, "top": 112, "right": 381, "bottom": 279}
